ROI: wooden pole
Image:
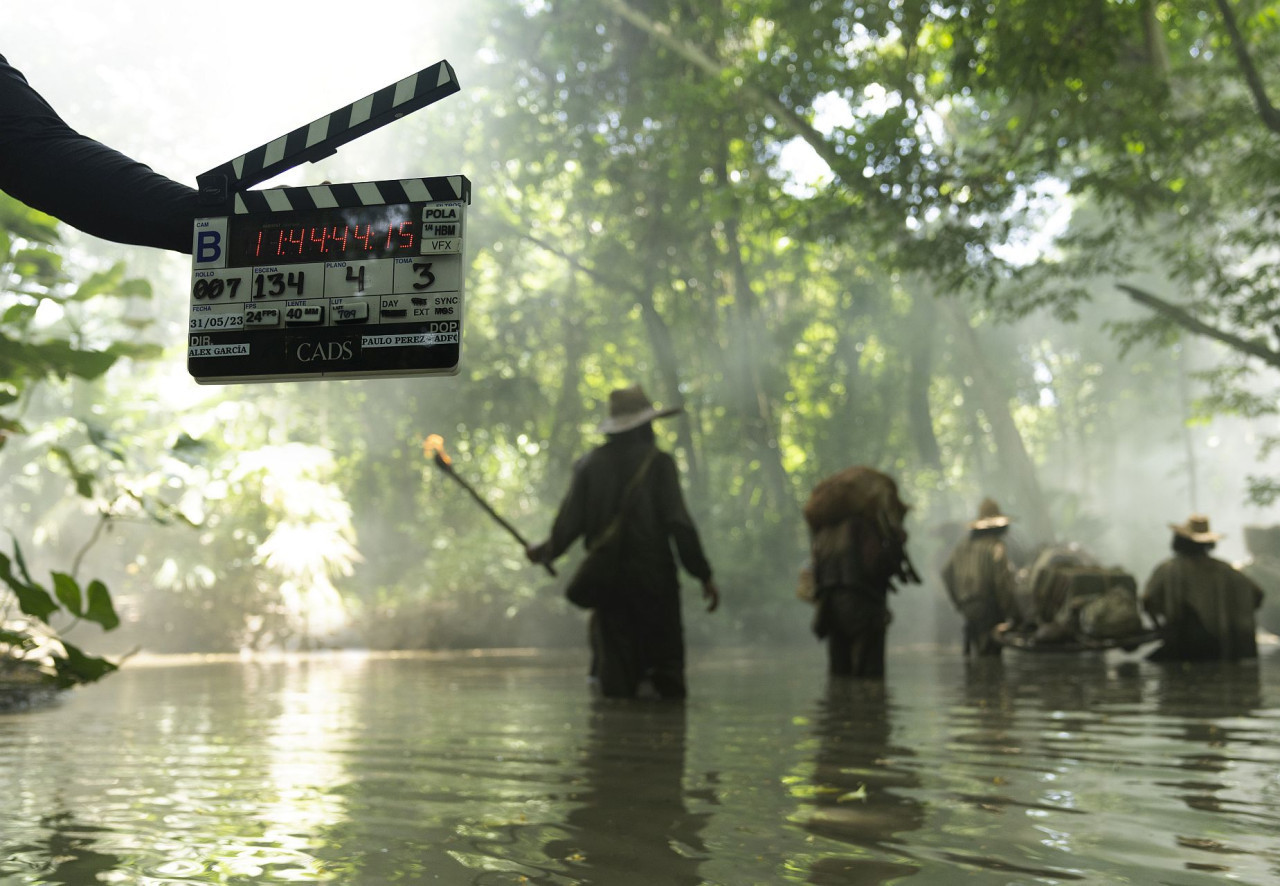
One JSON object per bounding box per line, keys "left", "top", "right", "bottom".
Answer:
{"left": 431, "top": 452, "right": 556, "bottom": 577}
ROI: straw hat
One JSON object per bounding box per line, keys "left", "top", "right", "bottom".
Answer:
{"left": 968, "top": 497, "right": 1011, "bottom": 530}
{"left": 597, "top": 384, "right": 682, "bottom": 434}
{"left": 1169, "top": 513, "right": 1222, "bottom": 543}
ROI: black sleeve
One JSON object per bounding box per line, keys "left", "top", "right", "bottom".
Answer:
{"left": 546, "top": 456, "right": 591, "bottom": 562}
{"left": 0, "top": 53, "right": 200, "bottom": 253}
{"left": 654, "top": 453, "right": 713, "bottom": 582}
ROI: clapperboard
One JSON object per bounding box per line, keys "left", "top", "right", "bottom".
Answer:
{"left": 188, "top": 59, "right": 470, "bottom": 384}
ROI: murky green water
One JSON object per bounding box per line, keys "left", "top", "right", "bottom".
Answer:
{"left": 1, "top": 645, "right": 1278, "bottom": 885}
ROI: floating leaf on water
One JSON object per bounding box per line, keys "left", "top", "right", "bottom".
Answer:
{"left": 837, "top": 783, "right": 868, "bottom": 803}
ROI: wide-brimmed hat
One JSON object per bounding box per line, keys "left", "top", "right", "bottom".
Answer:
{"left": 597, "top": 384, "right": 682, "bottom": 434}
{"left": 968, "top": 497, "right": 1011, "bottom": 530}
{"left": 1170, "top": 513, "right": 1222, "bottom": 543}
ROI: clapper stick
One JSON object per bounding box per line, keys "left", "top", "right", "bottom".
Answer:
{"left": 197, "top": 59, "right": 460, "bottom": 205}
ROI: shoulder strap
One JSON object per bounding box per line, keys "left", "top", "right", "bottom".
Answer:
{"left": 588, "top": 448, "right": 659, "bottom": 552}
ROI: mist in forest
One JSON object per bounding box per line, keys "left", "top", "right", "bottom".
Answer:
{"left": 5, "top": 2, "right": 1279, "bottom": 660}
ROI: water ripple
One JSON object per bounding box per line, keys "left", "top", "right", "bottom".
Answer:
{"left": 1, "top": 649, "right": 1277, "bottom": 885}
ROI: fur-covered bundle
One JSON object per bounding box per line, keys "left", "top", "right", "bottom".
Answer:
{"left": 804, "top": 466, "right": 920, "bottom": 588}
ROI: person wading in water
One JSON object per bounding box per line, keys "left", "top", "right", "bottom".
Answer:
{"left": 527, "top": 385, "right": 719, "bottom": 699}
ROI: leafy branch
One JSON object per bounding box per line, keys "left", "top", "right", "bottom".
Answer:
{"left": 1116, "top": 282, "right": 1280, "bottom": 370}
{"left": 0, "top": 538, "right": 120, "bottom": 689}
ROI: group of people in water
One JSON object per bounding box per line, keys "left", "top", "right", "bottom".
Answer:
{"left": 937, "top": 500, "right": 1265, "bottom": 665}
{"left": 524, "top": 383, "right": 1268, "bottom": 696}
{"left": 807, "top": 469, "right": 1267, "bottom": 678}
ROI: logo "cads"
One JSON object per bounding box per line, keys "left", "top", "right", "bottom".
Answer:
{"left": 296, "top": 341, "right": 354, "bottom": 362}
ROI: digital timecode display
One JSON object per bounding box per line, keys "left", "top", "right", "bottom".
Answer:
{"left": 227, "top": 204, "right": 418, "bottom": 266}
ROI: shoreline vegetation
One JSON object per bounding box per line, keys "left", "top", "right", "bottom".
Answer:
{"left": 0, "top": 662, "right": 60, "bottom": 713}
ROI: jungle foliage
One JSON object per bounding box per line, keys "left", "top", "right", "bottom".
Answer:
{"left": 1, "top": 0, "right": 1277, "bottom": 654}
{"left": 0, "top": 196, "right": 144, "bottom": 693}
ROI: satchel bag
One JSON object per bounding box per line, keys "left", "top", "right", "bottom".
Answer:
{"left": 564, "top": 449, "right": 658, "bottom": 609}
{"left": 796, "top": 559, "right": 816, "bottom": 604}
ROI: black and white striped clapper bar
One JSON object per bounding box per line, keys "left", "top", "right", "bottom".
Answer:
{"left": 188, "top": 59, "right": 470, "bottom": 384}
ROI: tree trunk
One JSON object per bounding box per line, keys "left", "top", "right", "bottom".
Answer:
{"left": 904, "top": 285, "right": 944, "bottom": 470}
{"left": 714, "top": 174, "right": 795, "bottom": 514}
{"left": 942, "top": 301, "right": 1055, "bottom": 543}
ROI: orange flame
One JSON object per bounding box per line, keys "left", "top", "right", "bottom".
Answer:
{"left": 423, "top": 434, "right": 452, "bottom": 466}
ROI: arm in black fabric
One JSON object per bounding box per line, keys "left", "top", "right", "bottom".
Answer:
{"left": 542, "top": 453, "right": 592, "bottom": 563}
{"left": 653, "top": 453, "right": 713, "bottom": 582}
{"left": 0, "top": 53, "right": 199, "bottom": 254}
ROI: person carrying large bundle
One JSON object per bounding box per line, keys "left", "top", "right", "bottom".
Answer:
{"left": 802, "top": 466, "right": 920, "bottom": 678}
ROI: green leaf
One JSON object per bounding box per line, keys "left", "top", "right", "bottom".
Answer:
{"left": 2, "top": 301, "right": 38, "bottom": 327}
{"left": 119, "top": 277, "right": 153, "bottom": 299}
{"left": 171, "top": 432, "right": 204, "bottom": 453}
{"left": 11, "top": 246, "right": 64, "bottom": 283}
{"left": 43, "top": 343, "right": 118, "bottom": 380}
{"left": 51, "top": 641, "right": 118, "bottom": 688}
{"left": 66, "top": 265, "right": 152, "bottom": 301}
{"left": 0, "top": 193, "right": 61, "bottom": 244}
{"left": 84, "top": 580, "right": 120, "bottom": 631}
{"left": 70, "top": 264, "right": 125, "bottom": 301}
{"left": 51, "top": 572, "right": 83, "bottom": 617}
{"left": 170, "top": 432, "right": 208, "bottom": 465}
{"left": 0, "top": 551, "right": 58, "bottom": 623}
{"left": 104, "top": 341, "right": 164, "bottom": 362}
{"left": 10, "top": 538, "right": 36, "bottom": 587}
{"left": 86, "top": 424, "right": 127, "bottom": 461}
{"left": 48, "top": 446, "right": 96, "bottom": 499}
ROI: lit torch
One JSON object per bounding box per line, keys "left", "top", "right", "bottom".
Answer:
{"left": 423, "top": 435, "right": 556, "bottom": 576}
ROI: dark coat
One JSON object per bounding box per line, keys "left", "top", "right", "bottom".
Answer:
{"left": 543, "top": 429, "right": 712, "bottom": 698}
{"left": 941, "top": 529, "right": 1018, "bottom": 655}
{"left": 1143, "top": 553, "right": 1264, "bottom": 661}
{"left": 543, "top": 435, "right": 712, "bottom": 596}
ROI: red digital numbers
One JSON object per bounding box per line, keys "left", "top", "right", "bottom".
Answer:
{"left": 395, "top": 220, "right": 415, "bottom": 251}
{"left": 352, "top": 224, "right": 376, "bottom": 251}
{"left": 280, "top": 228, "right": 306, "bottom": 256}
{"left": 252, "top": 219, "right": 416, "bottom": 259}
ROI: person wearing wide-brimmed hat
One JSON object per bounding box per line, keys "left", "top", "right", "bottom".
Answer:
{"left": 526, "top": 384, "right": 720, "bottom": 699}
{"left": 940, "top": 498, "right": 1019, "bottom": 657}
{"left": 1142, "top": 514, "right": 1264, "bottom": 662}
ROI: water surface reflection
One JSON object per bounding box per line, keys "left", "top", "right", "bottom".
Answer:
{"left": 0, "top": 648, "right": 1278, "bottom": 885}
{"left": 541, "top": 703, "right": 708, "bottom": 884}
{"left": 794, "top": 681, "right": 923, "bottom": 884}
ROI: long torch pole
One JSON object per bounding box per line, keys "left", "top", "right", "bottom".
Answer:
{"left": 428, "top": 446, "right": 556, "bottom": 577}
